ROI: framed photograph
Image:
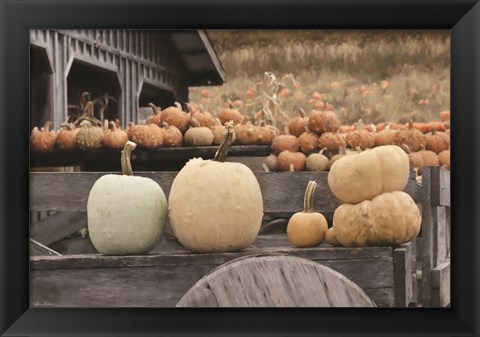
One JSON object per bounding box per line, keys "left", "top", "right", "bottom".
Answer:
{"left": 1, "top": 0, "right": 479, "bottom": 336}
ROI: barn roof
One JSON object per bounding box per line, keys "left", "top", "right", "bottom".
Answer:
{"left": 169, "top": 30, "right": 225, "bottom": 86}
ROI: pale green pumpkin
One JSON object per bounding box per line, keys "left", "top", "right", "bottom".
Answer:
{"left": 87, "top": 141, "right": 167, "bottom": 255}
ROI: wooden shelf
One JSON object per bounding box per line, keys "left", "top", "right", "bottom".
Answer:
{"left": 30, "top": 145, "right": 272, "bottom": 171}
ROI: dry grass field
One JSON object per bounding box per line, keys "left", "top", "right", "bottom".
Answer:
{"left": 189, "top": 30, "right": 450, "bottom": 127}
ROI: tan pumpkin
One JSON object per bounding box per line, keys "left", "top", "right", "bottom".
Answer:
{"left": 184, "top": 118, "right": 214, "bottom": 146}
{"left": 102, "top": 119, "right": 128, "bottom": 149}
{"left": 328, "top": 145, "right": 410, "bottom": 204}
{"left": 76, "top": 120, "right": 104, "bottom": 151}
{"left": 56, "top": 123, "right": 80, "bottom": 151}
{"left": 287, "top": 181, "right": 328, "bottom": 248}
{"left": 333, "top": 191, "right": 421, "bottom": 247}
{"left": 168, "top": 122, "right": 263, "bottom": 253}
{"left": 325, "top": 227, "right": 341, "bottom": 247}
{"left": 161, "top": 102, "right": 191, "bottom": 133}
{"left": 277, "top": 149, "right": 306, "bottom": 172}
{"left": 308, "top": 109, "right": 341, "bottom": 134}
{"left": 306, "top": 148, "right": 329, "bottom": 172}
{"left": 263, "top": 154, "right": 279, "bottom": 172}
{"left": 272, "top": 125, "right": 299, "bottom": 154}
{"left": 30, "top": 121, "right": 58, "bottom": 153}
{"left": 288, "top": 108, "right": 309, "bottom": 137}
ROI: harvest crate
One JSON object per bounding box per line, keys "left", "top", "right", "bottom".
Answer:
{"left": 29, "top": 167, "right": 450, "bottom": 308}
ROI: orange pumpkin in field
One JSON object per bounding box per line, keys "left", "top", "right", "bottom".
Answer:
{"left": 440, "top": 110, "right": 450, "bottom": 121}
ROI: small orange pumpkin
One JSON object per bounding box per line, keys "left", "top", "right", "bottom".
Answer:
{"left": 272, "top": 125, "right": 299, "bottom": 154}
{"left": 31, "top": 121, "right": 58, "bottom": 153}
{"left": 287, "top": 180, "right": 328, "bottom": 248}
{"left": 288, "top": 108, "right": 309, "bottom": 137}
{"left": 102, "top": 119, "right": 128, "bottom": 149}
{"left": 308, "top": 109, "right": 341, "bottom": 134}
{"left": 277, "top": 149, "right": 306, "bottom": 172}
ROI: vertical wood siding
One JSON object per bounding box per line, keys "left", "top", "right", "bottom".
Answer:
{"left": 30, "top": 29, "right": 190, "bottom": 129}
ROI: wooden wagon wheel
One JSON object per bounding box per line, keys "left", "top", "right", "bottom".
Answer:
{"left": 176, "top": 254, "right": 376, "bottom": 307}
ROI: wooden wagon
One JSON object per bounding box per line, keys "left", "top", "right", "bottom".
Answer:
{"left": 29, "top": 155, "right": 450, "bottom": 308}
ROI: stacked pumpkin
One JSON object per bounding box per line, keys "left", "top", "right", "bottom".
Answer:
{"left": 326, "top": 145, "right": 422, "bottom": 247}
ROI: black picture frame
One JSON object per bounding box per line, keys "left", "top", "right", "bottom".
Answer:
{"left": 1, "top": 0, "right": 479, "bottom": 336}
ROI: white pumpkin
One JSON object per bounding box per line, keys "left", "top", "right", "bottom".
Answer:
{"left": 168, "top": 122, "right": 264, "bottom": 253}
{"left": 327, "top": 145, "right": 410, "bottom": 204}
{"left": 87, "top": 141, "right": 167, "bottom": 255}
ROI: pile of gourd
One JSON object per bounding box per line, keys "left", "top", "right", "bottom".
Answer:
{"left": 286, "top": 145, "right": 422, "bottom": 248}
{"left": 264, "top": 109, "right": 450, "bottom": 174}
{"left": 30, "top": 102, "right": 281, "bottom": 154}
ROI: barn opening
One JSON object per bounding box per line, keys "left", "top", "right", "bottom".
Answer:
{"left": 30, "top": 45, "right": 53, "bottom": 129}
{"left": 67, "top": 60, "right": 121, "bottom": 124}
{"left": 137, "top": 81, "right": 175, "bottom": 124}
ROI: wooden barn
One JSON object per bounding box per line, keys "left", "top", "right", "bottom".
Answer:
{"left": 30, "top": 29, "right": 225, "bottom": 130}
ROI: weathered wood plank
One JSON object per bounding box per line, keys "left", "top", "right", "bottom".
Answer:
{"left": 30, "top": 145, "right": 272, "bottom": 170}
{"left": 30, "top": 237, "right": 397, "bottom": 307}
{"left": 30, "top": 211, "right": 87, "bottom": 246}
{"left": 431, "top": 261, "right": 450, "bottom": 307}
{"left": 435, "top": 206, "right": 450, "bottom": 266}
{"left": 30, "top": 243, "right": 394, "bottom": 272}
{"left": 417, "top": 166, "right": 435, "bottom": 307}
{"left": 30, "top": 171, "right": 421, "bottom": 214}
{"left": 393, "top": 243, "right": 413, "bottom": 307}
{"left": 30, "top": 239, "right": 61, "bottom": 256}
{"left": 176, "top": 255, "right": 375, "bottom": 307}
{"left": 30, "top": 255, "right": 394, "bottom": 307}
{"left": 430, "top": 166, "right": 451, "bottom": 207}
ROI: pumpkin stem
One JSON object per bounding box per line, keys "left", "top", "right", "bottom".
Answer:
{"left": 214, "top": 121, "right": 234, "bottom": 162}
{"left": 121, "top": 141, "right": 137, "bottom": 176}
{"left": 190, "top": 117, "right": 201, "bottom": 128}
{"left": 297, "top": 107, "right": 306, "bottom": 118}
{"left": 304, "top": 180, "right": 317, "bottom": 213}
{"left": 402, "top": 143, "right": 412, "bottom": 154}
{"left": 149, "top": 102, "right": 161, "bottom": 115}
{"left": 43, "top": 121, "right": 52, "bottom": 132}
{"left": 174, "top": 102, "right": 183, "bottom": 111}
